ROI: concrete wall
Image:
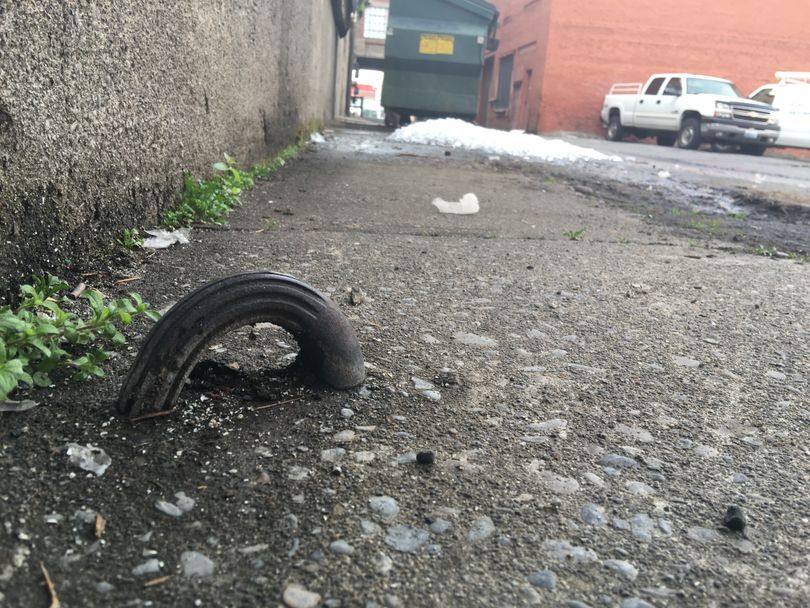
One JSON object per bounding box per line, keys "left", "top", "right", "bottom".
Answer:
{"left": 483, "top": 0, "right": 810, "bottom": 134}
{"left": 0, "top": 1, "right": 345, "bottom": 295}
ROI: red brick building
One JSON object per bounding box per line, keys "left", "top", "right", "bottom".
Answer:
{"left": 479, "top": 0, "right": 810, "bottom": 135}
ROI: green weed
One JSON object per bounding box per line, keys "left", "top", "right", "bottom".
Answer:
{"left": 687, "top": 217, "right": 720, "bottom": 232}
{"left": 0, "top": 275, "right": 160, "bottom": 402}
{"left": 163, "top": 145, "right": 303, "bottom": 228}
{"left": 728, "top": 211, "right": 749, "bottom": 221}
{"left": 563, "top": 228, "right": 586, "bottom": 241}
{"left": 117, "top": 228, "right": 144, "bottom": 250}
{"left": 753, "top": 244, "right": 777, "bottom": 257}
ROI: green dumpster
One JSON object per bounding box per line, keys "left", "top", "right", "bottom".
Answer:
{"left": 381, "top": 0, "right": 498, "bottom": 127}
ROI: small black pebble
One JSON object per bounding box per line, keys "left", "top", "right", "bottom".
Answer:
{"left": 723, "top": 505, "right": 746, "bottom": 531}
{"left": 444, "top": 150, "right": 451, "bottom": 156}
{"left": 416, "top": 451, "right": 435, "bottom": 465}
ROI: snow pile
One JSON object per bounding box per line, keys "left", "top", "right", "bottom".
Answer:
{"left": 390, "top": 118, "right": 620, "bottom": 163}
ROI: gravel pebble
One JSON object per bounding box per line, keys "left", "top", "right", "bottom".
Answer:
{"left": 321, "top": 448, "right": 346, "bottom": 463}
{"left": 621, "top": 599, "right": 656, "bottom": 608}
{"left": 385, "top": 525, "right": 429, "bottom": 552}
{"left": 580, "top": 503, "right": 607, "bottom": 526}
{"left": 372, "top": 551, "right": 393, "bottom": 574}
{"left": 527, "top": 569, "right": 557, "bottom": 589}
{"left": 329, "top": 540, "right": 355, "bottom": 555}
{"left": 155, "top": 500, "right": 183, "bottom": 518}
{"left": 630, "top": 513, "right": 655, "bottom": 542}
{"left": 369, "top": 496, "right": 400, "bottom": 520}
{"left": 467, "top": 516, "right": 496, "bottom": 542}
{"left": 687, "top": 526, "right": 722, "bottom": 542}
{"left": 429, "top": 518, "right": 452, "bottom": 534}
{"left": 605, "top": 559, "right": 638, "bottom": 581}
{"left": 544, "top": 540, "right": 598, "bottom": 563}
{"left": 283, "top": 583, "right": 322, "bottom": 608}
{"left": 180, "top": 551, "right": 215, "bottom": 577}
{"left": 333, "top": 430, "right": 356, "bottom": 443}
{"left": 174, "top": 492, "right": 195, "bottom": 513}
{"left": 131, "top": 558, "right": 161, "bottom": 577}
{"left": 625, "top": 481, "right": 656, "bottom": 496}
{"left": 600, "top": 454, "right": 638, "bottom": 469}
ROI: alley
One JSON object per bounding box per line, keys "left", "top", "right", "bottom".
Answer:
{"left": 1, "top": 127, "right": 809, "bottom": 608}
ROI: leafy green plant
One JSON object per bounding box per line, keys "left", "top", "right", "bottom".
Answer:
{"left": 563, "top": 228, "right": 586, "bottom": 241}
{"left": 164, "top": 154, "right": 255, "bottom": 228}
{"left": 728, "top": 211, "right": 748, "bottom": 221}
{"left": 118, "top": 228, "right": 144, "bottom": 250}
{"left": 250, "top": 144, "right": 300, "bottom": 179}
{"left": 754, "top": 244, "right": 777, "bottom": 257}
{"left": 163, "top": 146, "right": 302, "bottom": 228}
{"left": 0, "top": 275, "right": 160, "bottom": 402}
{"left": 687, "top": 217, "right": 720, "bottom": 232}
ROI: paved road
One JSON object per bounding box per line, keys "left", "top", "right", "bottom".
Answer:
{"left": 560, "top": 135, "right": 810, "bottom": 206}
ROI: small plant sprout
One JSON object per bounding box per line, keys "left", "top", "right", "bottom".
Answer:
{"left": 118, "top": 228, "right": 144, "bottom": 250}
{"left": 563, "top": 228, "right": 586, "bottom": 241}
{"left": 754, "top": 244, "right": 777, "bottom": 257}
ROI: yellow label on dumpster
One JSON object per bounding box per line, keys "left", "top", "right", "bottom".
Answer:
{"left": 419, "top": 34, "right": 454, "bottom": 55}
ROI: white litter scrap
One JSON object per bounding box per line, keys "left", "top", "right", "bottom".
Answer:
{"left": 390, "top": 118, "right": 621, "bottom": 163}
{"left": 142, "top": 228, "right": 191, "bottom": 249}
{"left": 0, "top": 399, "right": 39, "bottom": 413}
{"left": 66, "top": 443, "right": 111, "bottom": 476}
{"left": 310, "top": 132, "right": 326, "bottom": 144}
{"left": 432, "top": 192, "right": 479, "bottom": 215}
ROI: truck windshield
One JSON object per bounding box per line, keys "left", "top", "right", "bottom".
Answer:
{"left": 686, "top": 78, "right": 741, "bottom": 97}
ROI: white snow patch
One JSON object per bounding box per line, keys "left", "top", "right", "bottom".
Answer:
{"left": 432, "top": 192, "right": 479, "bottom": 214}
{"left": 390, "top": 119, "right": 621, "bottom": 163}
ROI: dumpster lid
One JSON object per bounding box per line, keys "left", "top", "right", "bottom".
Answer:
{"left": 444, "top": 0, "right": 498, "bottom": 21}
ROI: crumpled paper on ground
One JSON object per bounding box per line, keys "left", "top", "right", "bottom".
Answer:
{"left": 67, "top": 443, "right": 111, "bottom": 476}
{"left": 432, "top": 193, "right": 479, "bottom": 215}
{"left": 142, "top": 228, "right": 191, "bottom": 249}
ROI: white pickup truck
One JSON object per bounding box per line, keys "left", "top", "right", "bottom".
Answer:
{"left": 749, "top": 72, "right": 810, "bottom": 150}
{"left": 600, "top": 73, "right": 780, "bottom": 155}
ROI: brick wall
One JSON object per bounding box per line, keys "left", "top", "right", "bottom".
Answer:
{"left": 484, "top": 0, "right": 810, "bottom": 135}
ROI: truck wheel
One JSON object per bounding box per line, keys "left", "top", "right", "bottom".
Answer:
{"left": 740, "top": 144, "right": 766, "bottom": 156}
{"left": 656, "top": 134, "right": 676, "bottom": 147}
{"left": 677, "top": 118, "right": 701, "bottom": 149}
{"left": 384, "top": 110, "right": 400, "bottom": 129}
{"left": 606, "top": 114, "right": 624, "bottom": 141}
{"left": 711, "top": 142, "right": 738, "bottom": 153}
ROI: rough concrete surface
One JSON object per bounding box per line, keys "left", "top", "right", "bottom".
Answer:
{"left": 0, "top": 0, "right": 343, "bottom": 295}
{"left": 0, "top": 128, "right": 808, "bottom": 607}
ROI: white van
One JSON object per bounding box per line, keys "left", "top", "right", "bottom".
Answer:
{"left": 750, "top": 72, "right": 810, "bottom": 149}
